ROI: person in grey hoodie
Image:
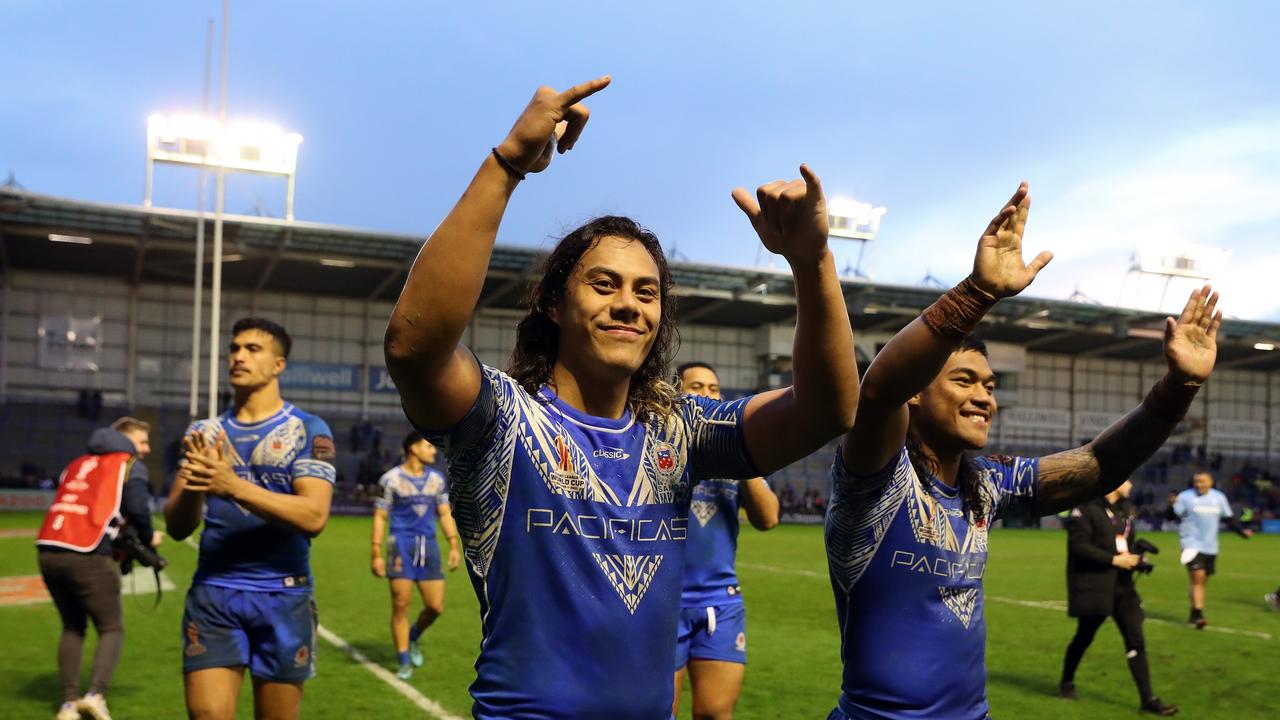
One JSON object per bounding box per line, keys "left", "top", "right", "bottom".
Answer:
{"left": 37, "top": 417, "right": 156, "bottom": 720}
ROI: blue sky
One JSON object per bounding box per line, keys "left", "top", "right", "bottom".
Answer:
{"left": 4, "top": 1, "right": 1278, "bottom": 320}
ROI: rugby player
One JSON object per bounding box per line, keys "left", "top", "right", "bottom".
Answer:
{"left": 825, "top": 183, "right": 1222, "bottom": 719}
{"left": 1170, "top": 471, "right": 1251, "bottom": 628}
{"left": 371, "top": 432, "right": 460, "bottom": 679}
{"left": 166, "top": 318, "right": 337, "bottom": 720}
{"left": 383, "top": 76, "right": 858, "bottom": 718}
{"left": 671, "top": 361, "right": 779, "bottom": 720}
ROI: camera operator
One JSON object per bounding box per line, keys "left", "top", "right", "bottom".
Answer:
{"left": 36, "top": 417, "right": 160, "bottom": 720}
{"left": 1058, "top": 479, "right": 1177, "bottom": 716}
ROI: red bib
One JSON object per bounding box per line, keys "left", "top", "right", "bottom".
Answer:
{"left": 36, "top": 452, "right": 132, "bottom": 552}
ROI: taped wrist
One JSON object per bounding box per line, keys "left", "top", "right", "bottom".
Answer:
{"left": 920, "top": 276, "right": 998, "bottom": 342}
{"left": 1141, "top": 375, "right": 1201, "bottom": 424}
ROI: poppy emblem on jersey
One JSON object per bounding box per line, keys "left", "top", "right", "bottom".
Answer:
{"left": 651, "top": 441, "right": 680, "bottom": 483}
{"left": 184, "top": 622, "right": 207, "bottom": 657}
{"left": 735, "top": 632, "right": 747, "bottom": 652}
{"left": 293, "top": 645, "right": 309, "bottom": 668}
{"left": 311, "top": 435, "right": 336, "bottom": 462}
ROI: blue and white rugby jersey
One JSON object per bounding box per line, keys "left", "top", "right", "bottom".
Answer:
{"left": 421, "top": 364, "right": 756, "bottom": 720}
{"left": 187, "top": 403, "right": 336, "bottom": 594}
{"left": 1173, "top": 488, "right": 1233, "bottom": 555}
{"left": 681, "top": 478, "right": 745, "bottom": 608}
{"left": 376, "top": 465, "right": 448, "bottom": 538}
{"left": 826, "top": 447, "right": 1038, "bottom": 719}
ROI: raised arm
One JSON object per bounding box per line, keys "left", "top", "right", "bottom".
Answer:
{"left": 383, "top": 77, "right": 611, "bottom": 431}
{"left": 731, "top": 166, "right": 859, "bottom": 473}
{"left": 842, "top": 184, "right": 1052, "bottom": 475}
{"left": 1034, "top": 286, "right": 1222, "bottom": 515}
{"left": 165, "top": 446, "right": 207, "bottom": 541}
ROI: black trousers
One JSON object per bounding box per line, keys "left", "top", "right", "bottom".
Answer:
{"left": 37, "top": 549, "right": 124, "bottom": 702}
{"left": 1061, "top": 586, "right": 1154, "bottom": 703}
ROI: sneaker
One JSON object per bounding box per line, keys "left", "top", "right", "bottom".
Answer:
{"left": 1058, "top": 682, "right": 1077, "bottom": 700}
{"left": 1141, "top": 696, "right": 1179, "bottom": 715}
{"left": 396, "top": 664, "right": 413, "bottom": 681}
{"left": 55, "top": 702, "right": 79, "bottom": 720}
{"left": 410, "top": 638, "right": 424, "bottom": 668}
{"left": 1265, "top": 592, "right": 1280, "bottom": 612}
{"left": 78, "top": 693, "right": 112, "bottom": 720}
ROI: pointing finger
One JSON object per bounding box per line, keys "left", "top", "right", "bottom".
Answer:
{"left": 558, "top": 75, "right": 612, "bottom": 107}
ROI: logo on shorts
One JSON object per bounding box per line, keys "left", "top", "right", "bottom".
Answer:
{"left": 651, "top": 441, "right": 679, "bottom": 483}
{"left": 735, "top": 632, "right": 747, "bottom": 652}
{"left": 392, "top": 555, "right": 403, "bottom": 573}
{"left": 293, "top": 645, "right": 309, "bottom": 668}
{"left": 184, "top": 622, "right": 207, "bottom": 657}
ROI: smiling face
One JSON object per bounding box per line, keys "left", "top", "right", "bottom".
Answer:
{"left": 549, "top": 236, "right": 662, "bottom": 383}
{"left": 1193, "top": 472, "right": 1213, "bottom": 495}
{"left": 227, "top": 328, "right": 286, "bottom": 390}
{"left": 679, "top": 365, "right": 721, "bottom": 400}
{"left": 909, "top": 349, "right": 997, "bottom": 454}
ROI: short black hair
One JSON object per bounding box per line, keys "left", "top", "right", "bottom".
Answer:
{"left": 958, "top": 335, "right": 988, "bottom": 357}
{"left": 675, "top": 361, "right": 717, "bottom": 383}
{"left": 232, "top": 317, "right": 292, "bottom": 358}
{"left": 402, "top": 431, "right": 424, "bottom": 454}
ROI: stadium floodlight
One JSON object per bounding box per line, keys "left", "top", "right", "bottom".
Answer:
{"left": 1255, "top": 342, "right": 1276, "bottom": 351}
{"left": 826, "top": 196, "right": 886, "bottom": 279}
{"left": 48, "top": 233, "right": 93, "bottom": 245}
{"left": 319, "top": 258, "right": 357, "bottom": 268}
{"left": 144, "top": 112, "right": 303, "bottom": 220}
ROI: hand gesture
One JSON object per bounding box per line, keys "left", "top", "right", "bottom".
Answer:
{"left": 447, "top": 546, "right": 461, "bottom": 572}
{"left": 182, "top": 431, "right": 241, "bottom": 498}
{"left": 371, "top": 556, "right": 386, "bottom": 578}
{"left": 733, "top": 164, "right": 829, "bottom": 265}
{"left": 971, "top": 182, "right": 1053, "bottom": 298}
{"left": 1164, "top": 285, "right": 1222, "bottom": 383}
{"left": 497, "top": 76, "right": 612, "bottom": 175}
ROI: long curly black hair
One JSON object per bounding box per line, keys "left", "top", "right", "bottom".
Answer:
{"left": 905, "top": 335, "right": 995, "bottom": 523}
{"left": 508, "top": 216, "right": 679, "bottom": 422}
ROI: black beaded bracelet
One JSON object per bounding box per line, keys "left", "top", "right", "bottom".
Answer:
{"left": 490, "top": 147, "right": 526, "bottom": 181}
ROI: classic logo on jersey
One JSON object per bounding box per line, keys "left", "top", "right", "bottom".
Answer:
{"left": 690, "top": 499, "right": 718, "bottom": 527}
{"left": 593, "top": 447, "right": 631, "bottom": 460}
{"left": 184, "top": 622, "right": 207, "bottom": 657}
{"left": 938, "top": 585, "right": 980, "bottom": 629}
{"left": 592, "top": 553, "right": 664, "bottom": 614}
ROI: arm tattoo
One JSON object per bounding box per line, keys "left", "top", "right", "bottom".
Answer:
{"left": 1035, "top": 379, "right": 1193, "bottom": 515}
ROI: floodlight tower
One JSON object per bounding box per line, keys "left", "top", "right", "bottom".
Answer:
{"left": 827, "top": 197, "right": 886, "bottom": 278}
{"left": 1120, "top": 243, "right": 1226, "bottom": 313}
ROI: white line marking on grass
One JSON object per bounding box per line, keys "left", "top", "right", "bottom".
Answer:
{"left": 741, "top": 561, "right": 1274, "bottom": 641}
{"left": 315, "top": 624, "right": 466, "bottom": 720}
{"left": 175, "top": 534, "right": 465, "bottom": 718}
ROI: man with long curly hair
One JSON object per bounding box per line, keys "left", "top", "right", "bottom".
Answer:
{"left": 384, "top": 76, "right": 858, "bottom": 719}
{"left": 824, "top": 183, "right": 1221, "bottom": 719}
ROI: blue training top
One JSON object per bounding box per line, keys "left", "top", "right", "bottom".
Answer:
{"left": 376, "top": 465, "right": 448, "bottom": 538}
{"left": 1173, "top": 487, "right": 1233, "bottom": 555}
{"left": 187, "top": 403, "right": 336, "bottom": 594}
{"left": 826, "top": 447, "right": 1039, "bottom": 719}
{"left": 422, "top": 364, "right": 757, "bottom": 720}
{"left": 681, "top": 477, "right": 745, "bottom": 607}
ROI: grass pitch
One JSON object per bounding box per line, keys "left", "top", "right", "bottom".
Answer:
{"left": 1, "top": 512, "right": 1275, "bottom": 718}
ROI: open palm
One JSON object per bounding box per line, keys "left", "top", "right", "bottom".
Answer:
{"left": 971, "top": 183, "right": 1053, "bottom": 298}
{"left": 1165, "top": 285, "right": 1222, "bottom": 383}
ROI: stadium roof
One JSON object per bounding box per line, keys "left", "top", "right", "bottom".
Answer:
{"left": 2, "top": 188, "right": 1279, "bottom": 371}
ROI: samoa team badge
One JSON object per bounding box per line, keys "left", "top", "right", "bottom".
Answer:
{"left": 651, "top": 441, "right": 679, "bottom": 484}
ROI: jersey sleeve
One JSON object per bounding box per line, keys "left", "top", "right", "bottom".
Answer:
{"left": 292, "top": 415, "right": 337, "bottom": 485}
{"left": 414, "top": 363, "right": 506, "bottom": 485}
{"left": 1173, "top": 492, "right": 1190, "bottom": 518}
{"left": 434, "top": 471, "right": 451, "bottom": 506}
{"left": 374, "top": 470, "right": 396, "bottom": 511}
{"left": 683, "top": 394, "right": 758, "bottom": 481}
{"left": 978, "top": 454, "right": 1040, "bottom": 518}
{"left": 1218, "top": 491, "right": 1234, "bottom": 518}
